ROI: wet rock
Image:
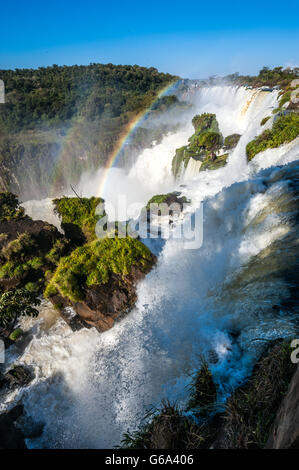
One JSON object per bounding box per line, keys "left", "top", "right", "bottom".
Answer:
{"left": 2, "top": 364, "right": 35, "bottom": 390}
{"left": 0, "top": 404, "right": 26, "bottom": 449}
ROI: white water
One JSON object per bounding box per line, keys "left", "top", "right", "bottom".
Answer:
{"left": 10, "top": 86, "right": 299, "bottom": 448}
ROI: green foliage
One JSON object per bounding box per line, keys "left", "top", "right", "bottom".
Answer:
{"left": 53, "top": 196, "right": 105, "bottom": 244}
{"left": 0, "top": 288, "right": 40, "bottom": 330}
{"left": 121, "top": 401, "right": 204, "bottom": 449}
{"left": 187, "top": 360, "right": 217, "bottom": 415}
{"left": 199, "top": 153, "right": 229, "bottom": 172}
{"left": 45, "top": 238, "right": 71, "bottom": 265}
{"left": 145, "top": 193, "right": 189, "bottom": 210}
{"left": 9, "top": 328, "right": 23, "bottom": 341}
{"left": 246, "top": 113, "right": 299, "bottom": 160}
{"left": 229, "top": 66, "right": 298, "bottom": 88}
{"left": 0, "top": 64, "right": 178, "bottom": 133}
{"left": 196, "top": 130, "right": 223, "bottom": 151}
{"left": 192, "top": 113, "right": 219, "bottom": 133}
{"left": 44, "top": 237, "right": 154, "bottom": 303}
{"left": 278, "top": 90, "right": 291, "bottom": 108}
{"left": 0, "top": 192, "right": 25, "bottom": 222}
{"left": 260, "top": 116, "right": 271, "bottom": 126}
{"left": 223, "top": 341, "right": 296, "bottom": 448}
{"left": 172, "top": 113, "right": 224, "bottom": 178}
{"left": 223, "top": 133, "right": 241, "bottom": 149}
{"left": 1, "top": 233, "right": 37, "bottom": 262}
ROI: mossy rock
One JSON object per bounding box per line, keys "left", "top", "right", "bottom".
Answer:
{"left": 53, "top": 196, "right": 105, "bottom": 245}
{"left": 145, "top": 192, "right": 190, "bottom": 211}
{"left": 223, "top": 133, "right": 241, "bottom": 150}
{"left": 199, "top": 153, "right": 229, "bottom": 172}
{"left": 44, "top": 236, "right": 155, "bottom": 303}
{"left": 8, "top": 328, "right": 23, "bottom": 342}
{"left": 172, "top": 113, "right": 223, "bottom": 178}
{"left": 246, "top": 112, "right": 299, "bottom": 160}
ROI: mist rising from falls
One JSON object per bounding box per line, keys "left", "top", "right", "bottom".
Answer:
{"left": 15, "top": 85, "right": 299, "bottom": 449}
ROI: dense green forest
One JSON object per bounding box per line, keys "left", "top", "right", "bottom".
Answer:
{"left": 0, "top": 63, "right": 178, "bottom": 131}
{"left": 0, "top": 64, "right": 179, "bottom": 199}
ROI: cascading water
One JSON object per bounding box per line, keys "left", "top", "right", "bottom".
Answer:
{"left": 4, "top": 86, "right": 299, "bottom": 449}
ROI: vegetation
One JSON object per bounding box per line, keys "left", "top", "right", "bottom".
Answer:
{"left": 187, "top": 360, "right": 217, "bottom": 415}
{"left": 122, "top": 340, "right": 297, "bottom": 449}
{"left": 246, "top": 113, "right": 299, "bottom": 160}
{"left": 44, "top": 237, "right": 154, "bottom": 303}
{"left": 145, "top": 192, "right": 190, "bottom": 211}
{"left": 0, "top": 64, "right": 178, "bottom": 132}
{"left": 228, "top": 66, "right": 299, "bottom": 88}
{"left": 172, "top": 113, "right": 224, "bottom": 178}
{"left": 0, "top": 192, "right": 71, "bottom": 294}
{"left": 199, "top": 153, "right": 229, "bottom": 172}
{"left": 0, "top": 288, "right": 40, "bottom": 331}
{"left": 121, "top": 401, "right": 214, "bottom": 449}
{"left": 53, "top": 196, "right": 105, "bottom": 244}
{"left": 260, "top": 116, "right": 271, "bottom": 126}
{"left": 223, "top": 133, "right": 241, "bottom": 150}
{"left": 222, "top": 340, "right": 296, "bottom": 448}
{"left": 0, "top": 64, "right": 181, "bottom": 197}
{"left": 0, "top": 192, "right": 25, "bottom": 222}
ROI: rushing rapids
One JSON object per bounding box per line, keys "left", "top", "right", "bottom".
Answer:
{"left": 1, "top": 85, "right": 299, "bottom": 448}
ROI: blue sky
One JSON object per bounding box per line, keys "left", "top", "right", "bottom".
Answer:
{"left": 0, "top": 0, "right": 298, "bottom": 77}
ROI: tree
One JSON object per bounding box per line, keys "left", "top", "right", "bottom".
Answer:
{"left": 0, "top": 288, "right": 40, "bottom": 332}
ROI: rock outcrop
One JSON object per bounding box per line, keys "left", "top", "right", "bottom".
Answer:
{"left": 45, "top": 237, "right": 157, "bottom": 332}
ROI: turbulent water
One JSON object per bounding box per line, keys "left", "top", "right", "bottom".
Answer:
{"left": 3, "top": 86, "right": 299, "bottom": 448}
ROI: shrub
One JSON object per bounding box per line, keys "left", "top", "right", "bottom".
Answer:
{"left": 0, "top": 192, "right": 25, "bottom": 222}
{"left": 222, "top": 341, "right": 296, "bottom": 448}
{"left": 246, "top": 113, "right": 299, "bottom": 160}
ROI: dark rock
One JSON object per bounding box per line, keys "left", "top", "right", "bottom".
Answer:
{"left": 0, "top": 404, "right": 27, "bottom": 449}
{"left": 2, "top": 364, "right": 35, "bottom": 390}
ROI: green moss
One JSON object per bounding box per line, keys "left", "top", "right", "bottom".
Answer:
{"left": 192, "top": 113, "right": 219, "bottom": 134}
{"left": 246, "top": 113, "right": 299, "bottom": 160}
{"left": 260, "top": 116, "right": 271, "bottom": 126}
{"left": 278, "top": 90, "right": 291, "bottom": 108}
{"left": 9, "top": 328, "right": 23, "bottom": 341}
{"left": 44, "top": 237, "right": 154, "bottom": 303}
{"left": 223, "top": 133, "right": 241, "bottom": 149}
{"left": 53, "top": 196, "right": 105, "bottom": 244}
{"left": 199, "top": 153, "right": 228, "bottom": 172}
{"left": 145, "top": 193, "right": 190, "bottom": 210}
{"left": 171, "top": 146, "right": 189, "bottom": 178}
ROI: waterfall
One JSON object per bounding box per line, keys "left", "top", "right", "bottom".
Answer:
{"left": 7, "top": 85, "right": 299, "bottom": 449}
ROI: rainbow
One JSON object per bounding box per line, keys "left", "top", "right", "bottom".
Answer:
{"left": 96, "top": 80, "right": 180, "bottom": 197}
